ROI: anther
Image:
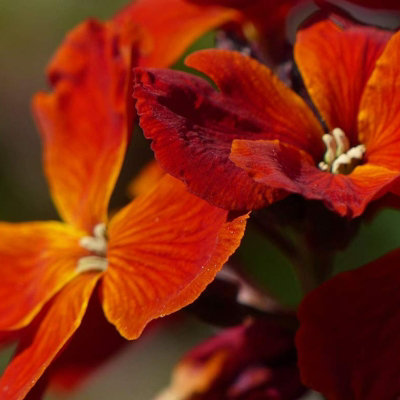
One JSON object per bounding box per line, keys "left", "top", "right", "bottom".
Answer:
{"left": 332, "top": 127, "right": 350, "bottom": 157}
{"left": 322, "top": 134, "right": 337, "bottom": 165}
{"left": 79, "top": 223, "right": 107, "bottom": 257}
{"left": 77, "top": 223, "right": 108, "bottom": 273}
{"left": 319, "top": 128, "right": 366, "bottom": 175}
{"left": 76, "top": 256, "right": 108, "bottom": 274}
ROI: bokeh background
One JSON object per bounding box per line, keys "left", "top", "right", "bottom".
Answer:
{"left": 1, "top": 1, "right": 400, "bottom": 398}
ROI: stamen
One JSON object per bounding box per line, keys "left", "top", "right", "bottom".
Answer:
{"left": 332, "top": 127, "right": 350, "bottom": 157}
{"left": 76, "top": 256, "right": 108, "bottom": 274}
{"left": 322, "top": 134, "right": 337, "bottom": 165}
{"left": 79, "top": 223, "right": 107, "bottom": 257}
{"left": 319, "top": 128, "right": 366, "bottom": 175}
{"left": 78, "top": 223, "right": 108, "bottom": 274}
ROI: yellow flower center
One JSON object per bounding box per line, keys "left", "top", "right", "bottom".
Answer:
{"left": 318, "top": 128, "right": 366, "bottom": 175}
{"left": 77, "top": 223, "right": 108, "bottom": 274}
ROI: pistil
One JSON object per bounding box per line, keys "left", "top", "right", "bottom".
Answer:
{"left": 318, "top": 128, "right": 366, "bottom": 175}
{"left": 77, "top": 223, "right": 108, "bottom": 273}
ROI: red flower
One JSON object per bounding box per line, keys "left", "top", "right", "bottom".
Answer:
{"left": 0, "top": 7, "right": 247, "bottom": 399}
{"left": 134, "top": 17, "right": 400, "bottom": 218}
{"left": 296, "top": 248, "right": 400, "bottom": 399}
{"left": 157, "top": 318, "right": 305, "bottom": 400}
{"left": 187, "top": 0, "right": 308, "bottom": 63}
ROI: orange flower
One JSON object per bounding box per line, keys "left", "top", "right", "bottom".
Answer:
{"left": 0, "top": 8, "right": 247, "bottom": 399}
{"left": 134, "top": 17, "right": 400, "bottom": 217}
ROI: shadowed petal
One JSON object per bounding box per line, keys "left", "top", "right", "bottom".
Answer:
{"left": 230, "top": 139, "right": 400, "bottom": 217}
{"left": 297, "top": 249, "right": 400, "bottom": 400}
{"left": 157, "top": 319, "right": 304, "bottom": 400}
{"left": 134, "top": 50, "right": 322, "bottom": 210}
{"left": 0, "top": 222, "right": 87, "bottom": 331}
{"left": 102, "top": 174, "right": 247, "bottom": 339}
{"left": 359, "top": 31, "right": 400, "bottom": 171}
{"left": 33, "top": 20, "right": 136, "bottom": 231}
{"left": 115, "top": 0, "right": 238, "bottom": 68}
{"left": 295, "top": 18, "right": 390, "bottom": 144}
{"left": 0, "top": 274, "right": 99, "bottom": 400}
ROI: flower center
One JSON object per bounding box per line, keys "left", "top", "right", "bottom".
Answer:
{"left": 76, "top": 223, "right": 108, "bottom": 274}
{"left": 318, "top": 128, "right": 366, "bottom": 175}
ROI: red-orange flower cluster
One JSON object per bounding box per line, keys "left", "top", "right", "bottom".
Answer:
{"left": 0, "top": 2, "right": 248, "bottom": 398}
{"left": 134, "top": 16, "right": 400, "bottom": 218}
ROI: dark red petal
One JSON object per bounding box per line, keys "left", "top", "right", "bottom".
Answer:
{"left": 297, "top": 248, "right": 400, "bottom": 400}
{"left": 295, "top": 18, "right": 390, "bottom": 145}
{"left": 134, "top": 50, "right": 323, "bottom": 210}
{"left": 230, "top": 139, "right": 400, "bottom": 218}
{"left": 158, "top": 319, "right": 305, "bottom": 400}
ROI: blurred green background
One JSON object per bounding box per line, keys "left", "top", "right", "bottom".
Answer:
{"left": 1, "top": 1, "right": 400, "bottom": 399}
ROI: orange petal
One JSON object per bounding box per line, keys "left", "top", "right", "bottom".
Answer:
{"left": 0, "top": 222, "right": 87, "bottom": 331}
{"left": 102, "top": 174, "right": 247, "bottom": 339}
{"left": 32, "top": 20, "right": 136, "bottom": 231}
{"left": 295, "top": 18, "right": 390, "bottom": 145}
{"left": 114, "top": 0, "right": 239, "bottom": 68}
{"left": 127, "top": 160, "right": 165, "bottom": 198}
{"left": 186, "top": 49, "right": 324, "bottom": 158}
{"left": 231, "top": 139, "right": 400, "bottom": 218}
{"left": 47, "top": 293, "right": 128, "bottom": 393}
{"left": 359, "top": 30, "right": 400, "bottom": 171}
{"left": 0, "top": 274, "right": 99, "bottom": 400}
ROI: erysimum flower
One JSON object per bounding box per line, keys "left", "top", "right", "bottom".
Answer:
{"left": 157, "top": 318, "right": 305, "bottom": 400}
{"left": 296, "top": 248, "right": 400, "bottom": 400}
{"left": 134, "top": 16, "right": 400, "bottom": 218}
{"left": 187, "top": 0, "right": 308, "bottom": 63}
{"left": 0, "top": 10, "right": 247, "bottom": 400}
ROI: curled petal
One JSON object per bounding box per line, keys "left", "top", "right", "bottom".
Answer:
{"left": 295, "top": 18, "right": 390, "bottom": 144}
{"left": 102, "top": 174, "right": 247, "bottom": 339}
{"left": 0, "top": 274, "right": 99, "bottom": 400}
{"left": 230, "top": 139, "right": 400, "bottom": 218}
{"left": 0, "top": 222, "right": 86, "bottom": 331}
{"left": 115, "top": 0, "right": 239, "bottom": 68}
{"left": 297, "top": 249, "right": 400, "bottom": 400}
{"left": 359, "top": 30, "right": 400, "bottom": 171}
{"left": 33, "top": 20, "right": 135, "bottom": 231}
{"left": 134, "top": 50, "right": 322, "bottom": 210}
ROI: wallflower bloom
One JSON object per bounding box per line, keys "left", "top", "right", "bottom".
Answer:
{"left": 157, "top": 319, "right": 305, "bottom": 400}
{"left": 296, "top": 248, "right": 400, "bottom": 400}
{"left": 0, "top": 9, "right": 247, "bottom": 400}
{"left": 134, "top": 17, "right": 400, "bottom": 218}
{"left": 187, "top": 0, "right": 309, "bottom": 63}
